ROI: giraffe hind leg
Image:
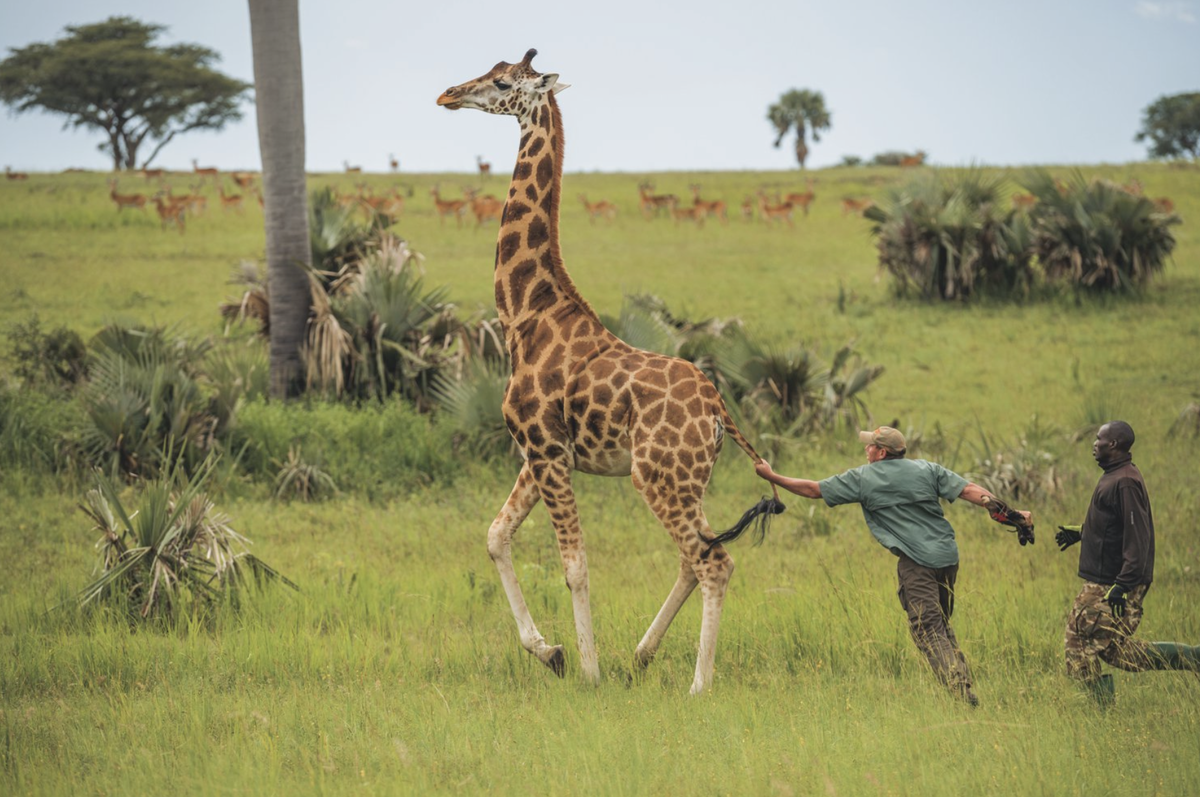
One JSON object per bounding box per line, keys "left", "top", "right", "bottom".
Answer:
{"left": 633, "top": 462, "right": 734, "bottom": 695}
{"left": 487, "top": 462, "right": 565, "bottom": 676}
{"left": 634, "top": 559, "right": 698, "bottom": 669}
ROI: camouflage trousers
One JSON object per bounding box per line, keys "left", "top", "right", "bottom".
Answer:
{"left": 896, "top": 554, "right": 972, "bottom": 692}
{"left": 1064, "top": 581, "right": 1158, "bottom": 683}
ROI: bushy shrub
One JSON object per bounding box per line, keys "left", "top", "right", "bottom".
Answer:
{"left": 865, "top": 171, "right": 1034, "bottom": 301}
{"left": 712, "top": 329, "right": 886, "bottom": 456}
{"left": 5, "top": 314, "right": 88, "bottom": 387}
{"left": 78, "top": 325, "right": 220, "bottom": 478}
{"left": 0, "top": 384, "right": 78, "bottom": 477}
{"left": 1023, "top": 170, "right": 1180, "bottom": 292}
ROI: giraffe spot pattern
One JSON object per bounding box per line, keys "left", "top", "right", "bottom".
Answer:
{"left": 499, "top": 232, "right": 522, "bottom": 265}
{"left": 527, "top": 216, "right": 549, "bottom": 250}
{"left": 536, "top": 155, "right": 553, "bottom": 190}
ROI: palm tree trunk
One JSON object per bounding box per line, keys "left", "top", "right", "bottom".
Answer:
{"left": 248, "top": 0, "right": 312, "bottom": 398}
{"left": 794, "top": 133, "right": 809, "bottom": 170}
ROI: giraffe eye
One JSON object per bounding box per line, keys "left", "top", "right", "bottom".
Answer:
{"left": 493, "top": 79, "right": 511, "bottom": 91}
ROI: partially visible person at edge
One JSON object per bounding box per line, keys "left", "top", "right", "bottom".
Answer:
{"left": 1055, "top": 420, "right": 1200, "bottom": 706}
{"left": 754, "top": 426, "right": 1034, "bottom": 707}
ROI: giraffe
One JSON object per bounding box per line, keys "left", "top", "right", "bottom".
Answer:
{"left": 437, "top": 49, "right": 784, "bottom": 695}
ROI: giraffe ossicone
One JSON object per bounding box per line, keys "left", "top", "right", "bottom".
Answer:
{"left": 437, "top": 50, "right": 784, "bottom": 695}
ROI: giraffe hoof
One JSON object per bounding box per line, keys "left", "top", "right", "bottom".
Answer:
{"left": 543, "top": 646, "right": 566, "bottom": 678}
{"left": 634, "top": 647, "right": 655, "bottom": 670}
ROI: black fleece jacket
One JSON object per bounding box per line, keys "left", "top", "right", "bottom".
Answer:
{"left": 1078, "top": 452, "right": 1155, "bottom": 587}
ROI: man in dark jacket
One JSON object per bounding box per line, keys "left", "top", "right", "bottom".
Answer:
{"left": 1057, "top": 420, "right": 1200, "bottom": 705}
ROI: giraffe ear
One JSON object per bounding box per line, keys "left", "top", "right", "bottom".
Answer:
{"left": 538, "top": 73, "right": 569, "bottom": 94}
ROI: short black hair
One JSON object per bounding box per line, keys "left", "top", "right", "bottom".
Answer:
{"left": 1105, "top": 420, "right": 1135, "bottom": 451}
{"left": 882, "top": 449, "right": 906, "bottom": 460}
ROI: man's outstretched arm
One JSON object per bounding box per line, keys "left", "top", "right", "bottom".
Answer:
{"left": 755, "top": 461, "right": 822, "bottom": 500}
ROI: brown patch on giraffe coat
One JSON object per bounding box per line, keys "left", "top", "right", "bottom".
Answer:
{"left": 543, "top": 343, "right": 566, "bottom": 372}
{"left": 664, "top": 402, "right": 687, "bottom": 429}
{"left": 504, "top": 200, "right": 532, "bottom": 223}
{"left": 539, "top": 369, "right": 565, "bottom": 395}
{"left": 527, "top": 217, "right": 549, "bottom": 250}
{"left": 494, "top": 280, "right": 509, "bottom": 315}
{"left": 507, "top": 260, "right": 537, "bottom": 314}
{"left": 513, "top": 161, "right": 532, "bottom": 181}
{"left": 671, "top": 379, "right": 698, "bottom": 401}
{"left": 640, "top": 368, "right": 668, "bottom": 390}
{"left": 525, "top": 184, "right": 538, "bottom": 202}
{"left": 519, "top": 131, "right": 532, "bottom": 150}
{"left": 527, "top": 280, "right": 558, "bottom": 313}
{"left": 526, "top": 423, "right": 545, "bottom": 448}
{"left": 536, "top": 156, "right": 553, "bottom": 190}
{"left": 499, "top": 232, "right": 522, "bottom": 265}
{"left": 527, "top": 136, "right": 545, "bottom": 158}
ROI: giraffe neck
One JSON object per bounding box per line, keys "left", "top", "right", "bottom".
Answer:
{"left": 493, "top": 93, "right": 599, "bottom": 335}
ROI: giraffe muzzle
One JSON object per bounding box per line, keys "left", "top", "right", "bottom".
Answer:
{"left": 436, "top": 90, "right": 463, "bottom": 110}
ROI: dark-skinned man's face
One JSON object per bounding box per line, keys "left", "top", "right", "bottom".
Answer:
{"left": 1093, "top": 424, "right": 1117, "bottom": 465}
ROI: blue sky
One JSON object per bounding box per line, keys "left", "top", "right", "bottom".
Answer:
{"left": 1, "top": 0, "right": 1197, "bottom": 173}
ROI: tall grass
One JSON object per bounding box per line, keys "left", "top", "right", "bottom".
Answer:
{"left": 2, "top": 163, "right": 1199, "bottom": 795}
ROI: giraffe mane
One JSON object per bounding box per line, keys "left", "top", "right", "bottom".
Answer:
{"left": 543, "top": 91, "right": 601, "bottom": 322}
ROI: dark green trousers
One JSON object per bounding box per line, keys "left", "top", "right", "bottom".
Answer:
{"left": 896, "top": 552, "right": 972, "bottom": 692}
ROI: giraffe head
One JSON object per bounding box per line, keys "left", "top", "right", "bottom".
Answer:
{"left": 437, "top": 49, "right": 569, "bottom": 118}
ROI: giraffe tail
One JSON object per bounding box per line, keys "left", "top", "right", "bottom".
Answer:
{"left": 703, "top": 400, "right": 787, "bottom": 554}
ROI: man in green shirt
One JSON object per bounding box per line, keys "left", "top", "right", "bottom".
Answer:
{"left": 755, "top": 426, "right": 1033, "bottom": 706}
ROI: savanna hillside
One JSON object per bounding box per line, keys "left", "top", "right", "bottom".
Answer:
{"left": 2, "top": 162, "right": 1199, "bottom": 795}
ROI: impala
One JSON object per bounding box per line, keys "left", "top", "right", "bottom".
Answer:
{"left": 107, "top": 179, "right": 148, "bottom": 211}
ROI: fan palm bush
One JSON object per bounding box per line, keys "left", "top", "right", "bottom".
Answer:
{"left": 1023, "top": 169, "right": 1180, "bottom": 292}
{"left": 713, "top": 329, "right": 885, "bottom": 453}
{"left": 273, "top": 445, "right": 337, "bottom": 502}
{"left": 78, "top": 325, "right": 219, "bottom": 478}
{"left": 964, "top": 417, "right": 1066, "bottom": 504}
{"left": 600, "top": 293, "right": 740, "bottom": 386}
{"left": 304, "top": 233, "right": 450, "bottom": 403}
{"left": 865, "top": 170, "right": 1035, "bottom": 300}
{"left": 430, "top": 356, "right": 513, "bottom": 456}
{"left": 78, "top": 455, "right": 295, "bottom": 622}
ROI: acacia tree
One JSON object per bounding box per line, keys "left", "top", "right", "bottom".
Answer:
{"left": 0, "top": 16, "right": 250, "bottom": 171}
{"left": 248, "top": 0, "right": 311, "bottom": 398}
{"left": 1135, "top": 92, "right": 1200, "bottom": 160}
{"left": 768, "top": 89, "right": 831, "bottom": 169}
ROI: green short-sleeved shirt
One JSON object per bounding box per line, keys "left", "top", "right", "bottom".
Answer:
{"left": 818, "top": 458, "right": 969, "bottom": 568}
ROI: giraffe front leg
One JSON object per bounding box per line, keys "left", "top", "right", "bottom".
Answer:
{"left": 534, "top": 458, "right": 600, "bottom": 686}
{"left": 487, "top": 463, "right": 565, "bottom": 677}
{"left": 635, "top": 559, "right": 698, "bottom": 669}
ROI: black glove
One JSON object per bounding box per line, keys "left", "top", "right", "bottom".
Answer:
{"left": 1104, "top": 584, "right": 1128, "bottom": 618}
{"left": 984, "top": 497, "right": 1034, "bottom": 546}
{"left": 1055, "top": 525, "right": 1082, "bottom": 551}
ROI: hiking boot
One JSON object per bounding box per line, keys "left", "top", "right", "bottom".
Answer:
{"left": 1148, "top": 642, "right": 1200, "bottom": 672}
{"left": 952, "top": 684, "right": 980, "bottom": 707}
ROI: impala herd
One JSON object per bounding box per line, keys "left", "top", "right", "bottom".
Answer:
{"left": 7, "top": 159, "right": 1175, "bottom": 236}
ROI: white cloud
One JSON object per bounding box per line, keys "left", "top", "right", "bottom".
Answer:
{"left": 1135, "top": 1, "right": 1197, "bottom": 23}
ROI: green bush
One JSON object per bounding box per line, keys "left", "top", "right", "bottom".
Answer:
{"left": 5, "top": 314, "right": 88, "bottom": 388}
{"left": 1023, "top": 169, "right": 1180, "bottom": 292}
{"left": 865, "top": 170, "right": 1034, "bottom": 301}
{"left": 0, "top": 384, "right": 79, "bottom": 478}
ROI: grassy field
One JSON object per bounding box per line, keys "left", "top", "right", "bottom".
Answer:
{"left": 2, "top": 162, "right": 1199, "bottom": 795}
